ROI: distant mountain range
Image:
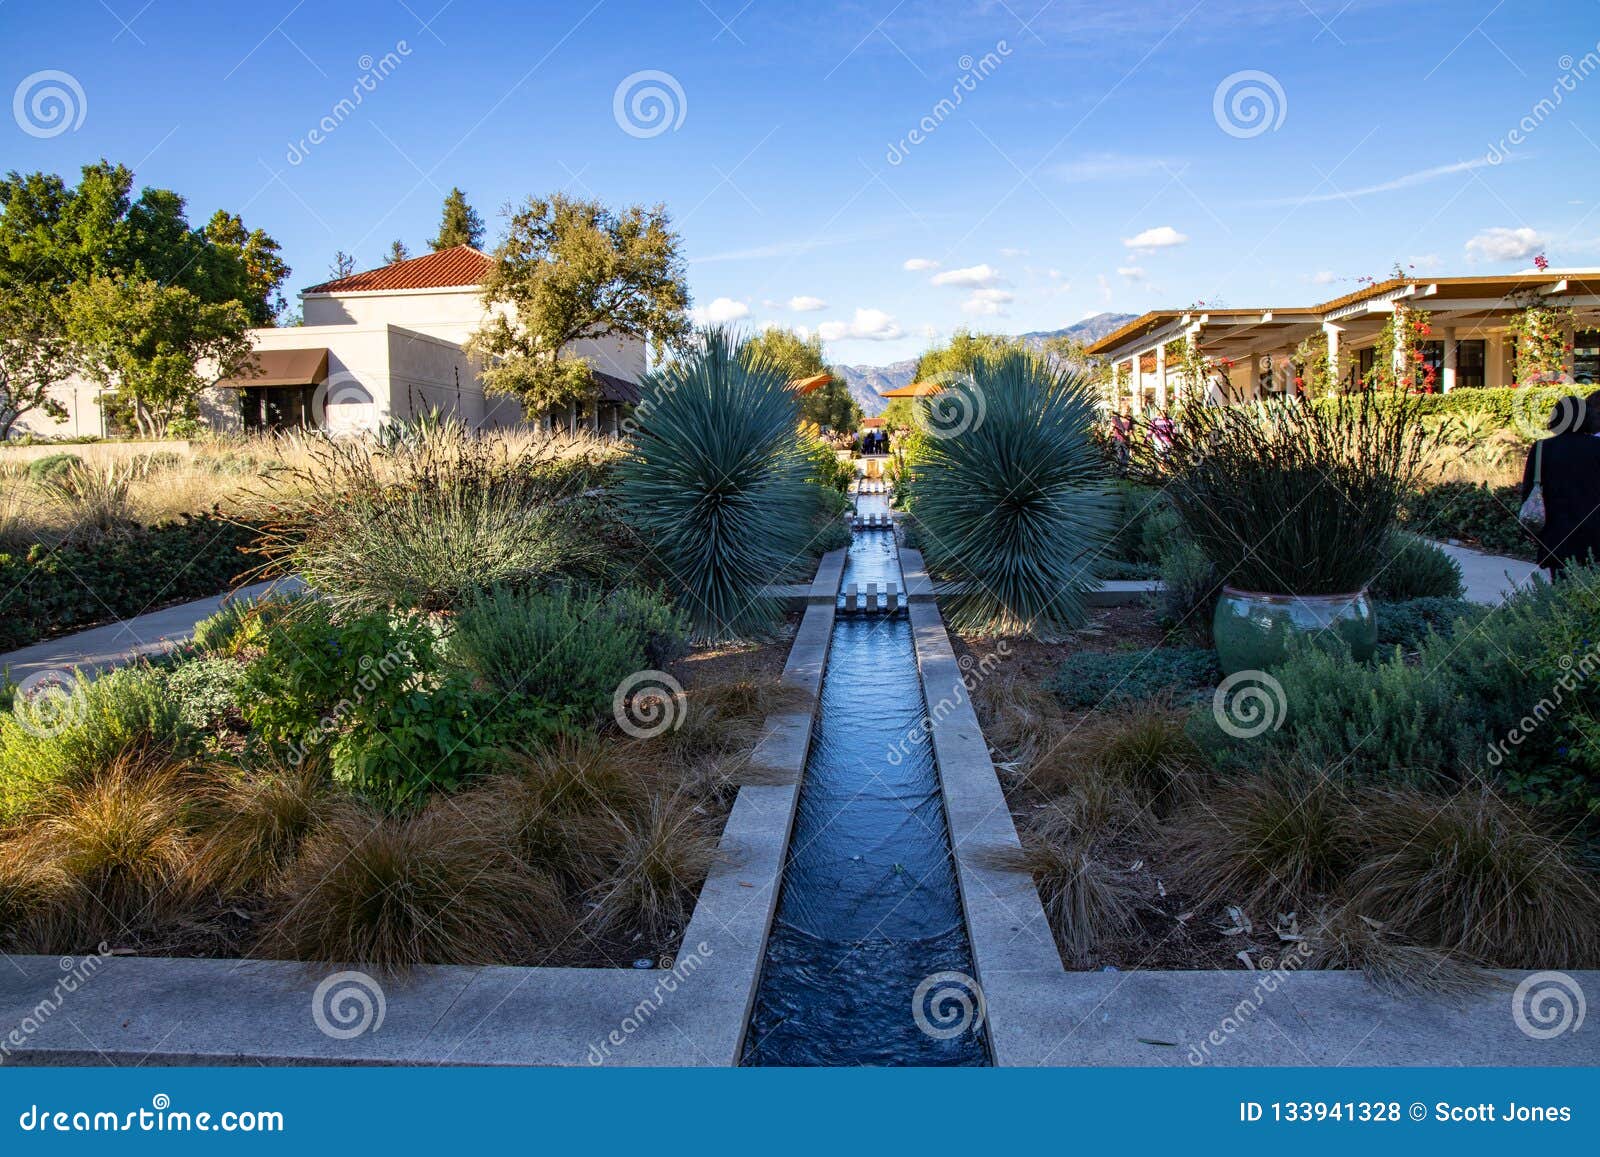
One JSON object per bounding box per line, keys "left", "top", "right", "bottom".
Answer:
{"left": 833, "top": 312, "right": 1135, "bottom": 415}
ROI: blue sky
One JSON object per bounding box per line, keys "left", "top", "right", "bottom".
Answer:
{"left": 3, "top": 0, "right": 1597, "bottom": 363}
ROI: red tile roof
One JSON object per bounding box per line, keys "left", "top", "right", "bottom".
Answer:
{"left": 303, "top": 245, "right": 492, "bottom": 294}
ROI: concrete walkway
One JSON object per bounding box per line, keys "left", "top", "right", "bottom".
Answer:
{"left": 1436, "top": 541, "right": 1542, "bottom": 604}
{"left": 0, "top": 578, "right": 301, "bottom": 681}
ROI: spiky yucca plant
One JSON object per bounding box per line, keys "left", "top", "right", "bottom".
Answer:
{"left": 910, "top": 351, "right": 1114, "bottom": 638}
{"left": 618, "top": 328, "right": 814, "bottom": 642}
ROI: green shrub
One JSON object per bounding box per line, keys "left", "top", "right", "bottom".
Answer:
{"left": 1265, "top": 643, "right": 1480, "bottom": 781}
{"left": 448, "top": 585, "right": 669, "bottom": 722}
{"left": 0, "top": 513, "right": 258, "bottom": 651}
{"left": 1369, "top": 532, "right": 1464, "bottom": 600}
{"left": 909, "top": 351, "right": 1114, "bottom": 637}
{"left": 803, "top": 435, "right": 856, "bottom": 493}
{"left": 1375, "top": 596, "right": 1481, "bottom": 650}
{"left": 1154, "top": 538, "right": 1222, "bottom": 637}
{"left": 25, "top": 452, "right": 80, "bottom": 484}
{"left": 1047, "top": 646, "right": 1219, "bottom": 708}
{"left": 0, "top": 665, "right": 185, "bottom": 820}
{"left": 1107, "top": 482, "right": 1167, "bottom": 563}
{"left": 163, "top": 656, "right": 248, "bottom": 730}
{"left": 1400, "top": 481, "right": 1532, "bottom": 559}
{"left": 605, "top": 586, "right": 691, "bottom": 670}
{"left": 1136, "top": 389, "right": 1432, "bottom": 595}
{"left": 1314, "top": 385, "right": 1570, "bottom": 430}
{"left": 240, "top": 600, "right": 519, "bottom": 809}
{"left": 618, "top": 328, "right": 815, "bottom": 643}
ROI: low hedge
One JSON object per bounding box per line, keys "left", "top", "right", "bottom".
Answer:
{"left": 0, "top": 513, "right": 258, "bottom": 652}
{"left": 1399, "top": 481, "right": 1534, "bottom": 560}
{"left": 1313, "top": 386, "right": 1573, "bottom": 428}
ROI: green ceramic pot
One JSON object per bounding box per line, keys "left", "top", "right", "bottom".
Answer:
{"left": 1212, "top": 586, "right": 1376, "bottom": 674}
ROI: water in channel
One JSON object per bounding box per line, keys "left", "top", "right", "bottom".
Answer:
{"left": 742, "top": 487, "right": 988, "bottom": 1066}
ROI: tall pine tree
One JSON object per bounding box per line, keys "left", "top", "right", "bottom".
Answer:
{"left": 430, "top": 187, "right": 485, "bottom": 250}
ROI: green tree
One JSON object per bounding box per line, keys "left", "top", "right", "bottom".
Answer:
{"left": 467, "top": 193, "right": 691, "bottom": 412}
{"left": 385, "top": 239, "right": 411, "bottom": 265}
{"left": 65, "top": 276, "right": 252, "bottom": 438}
{"left": 914, "top": 329, "right": 1028, "bottom": 381}
{"left": 0, "top": 290, "right": 72, "bottom": 438}
{"left": 742, "top": 327, "right": 862, "bottom": 431}
{"left": 430, "top": 187, "right": 485, "bottom": 250}
{"left": 0, "top": 160, "right": 288, "bottom": 368}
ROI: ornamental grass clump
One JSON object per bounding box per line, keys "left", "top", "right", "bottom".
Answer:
{"left": 617, "top": 328, "right": 815, "bottom": 643}
{"left": 249, "top": 420, "right": 611, "bottom": 614}
{"left": 1134, "top": 388, "right": 1433, "bottom": 595}
{"left": 909, "top": 351, "right": 1114, "bottom": 638}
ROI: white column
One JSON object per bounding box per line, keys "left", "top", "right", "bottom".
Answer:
{"left": 1154, "top": 342, "right": 1168, "bottom": 409}
{"left": 1322, "top": 322, "right": 1342, "bottom": 392}
{"left": 1134, "top": 352, "right": 1147, "bottom": 412}
{"left": 1391, "top": 308, "right": 1408, "bottom": 387}
{"left": 1442, "top": 327, "right": 1457, "bottom": 392}
{"left": 1109, "top": 360, "right": 1121, "bottom": 411}
{"left": 1563, "top": 322, "right": 1577, "bottom": 383}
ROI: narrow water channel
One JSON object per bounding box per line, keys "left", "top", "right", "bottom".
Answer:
{"left": 742, "top": 487, "right": 988, "bottom": 1066}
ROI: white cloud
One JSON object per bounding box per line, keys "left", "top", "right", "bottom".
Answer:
{"left": 1096, "top": 274, "right": 1113, "bottom": 303}
{"left": 931, "top": 263, "right": 1001, "bottom": 288}
{"left": 1055, "top": 153, "right": 1174, "bottom": 183}
{"left": 692, "top": 296, "right": 750, "bottom": 324}
{"left": 1123, "top": 226, "right": 1187, "bottom": 250}
{"left": 788, "top": 295, "right": 828, "bottom": 312}
{"left": 1253, "top": 157, "right": 1496, "bottom": 207}
{"left": 1311, "top": 270, "right": 1338, "bottom": 285}
{"left": 961, "top": 288, "right": 1015, "bottom": 315}
{"left": 1116, "top": 265, "right": 1146, "bottom": 282}
{"left": 817, "top": 308, "right": 903, "bottom": 342}
{"left": 1465, "top": 226, "right": 1545, "bottom": 263}
{"left": 903, "top": 257, "right": 940, "bottom": 271}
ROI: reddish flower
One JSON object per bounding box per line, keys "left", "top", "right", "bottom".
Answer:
{"left": 1534, "top": 254, "right": 1550, "bottom": 271}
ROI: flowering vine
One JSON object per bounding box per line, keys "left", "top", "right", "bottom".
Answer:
{"left": 1506, "top": 300, "right": 1575, "bottom": 386}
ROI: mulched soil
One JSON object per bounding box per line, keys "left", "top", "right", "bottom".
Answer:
{"left": 952, "top": 604, "right": 1254, "bottom": 973}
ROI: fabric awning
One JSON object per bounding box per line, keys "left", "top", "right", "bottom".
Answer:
{"left": 218, "top": 348, "right": 329, "bottom": 388}
{"left": 791, "top": 371, "right": 832, "bottom": 394}
{"left": 878, "top": 380, "right": 944, "bottom": 399}
{"left": 592, "top": 370, "right": 642, "bottom": 405}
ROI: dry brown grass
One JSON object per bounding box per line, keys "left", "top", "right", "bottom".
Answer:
{"left": 265, "top": 802, "right": 567, "bottom": 972}
{"left": 1166, "top": 767, "right": 1360, "bottom": 919}
{"left": 1024, "top": 702, "right": 1203, "bottom": 817}
{"left": 589, "top": 791, "right": 722, "bottom": 940}
{"left": 983, "top": 813, "right": 1140, "bottom": 966}
{"left": 194, "top": 760, "right": 332, "bottom": 894}
{"left": 972, "top": 670, "right": 1065, "bottom": 766}
{"left": 1306, "top": 906, "right": 1497, "bottom": 997}
{"left": 1349, "top": 786, "right": 1600, "bottom": 969}
{"left": 0, "top": 756, "right": 198, "bottom": 951}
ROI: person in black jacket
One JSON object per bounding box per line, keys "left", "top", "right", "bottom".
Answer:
{"left": 1521, "top": 392, "right": 1600, "bottom": 577}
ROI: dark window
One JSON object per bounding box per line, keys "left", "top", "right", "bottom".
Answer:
{"left": 1419, "top": 341, "right": 1443, "bottom": 390}
{"left": 1454, "top": 339, "right": 1486, "bottom": 389}
{"left": 1357, "top": 347, "right": 1376, "bottom": 386}
{"left": 241, "top": 386, "right": 315, "bottom": 431}
{"left": 1576, "top": 330, "right": 1600, "bottom": 385}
